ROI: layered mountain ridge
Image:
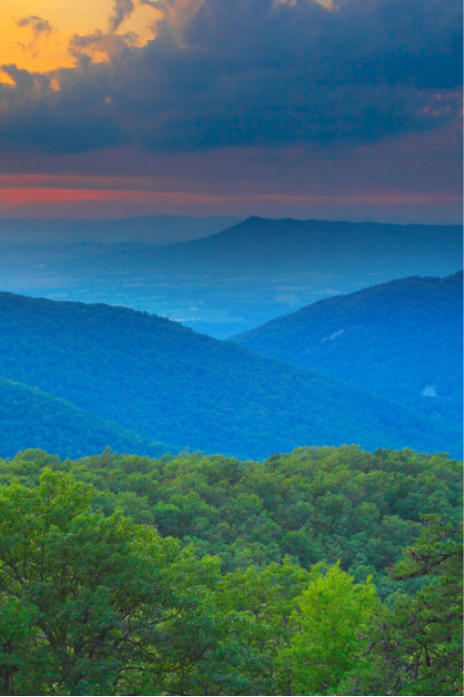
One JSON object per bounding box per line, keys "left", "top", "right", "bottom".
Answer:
{"left": 0, "top": 290, "right": 460, "bottom": 459}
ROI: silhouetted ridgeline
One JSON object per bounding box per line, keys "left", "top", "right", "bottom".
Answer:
{"left": 0, "top": 217, "right": 461, "bottom": 338}
{"left": 138, "top": 216, "right": 462, "bottom": 276}
{"left": 0, "top": 215, "right": 241, "bottom": 245}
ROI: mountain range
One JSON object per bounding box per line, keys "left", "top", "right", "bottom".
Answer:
{"left": 0, "top": 290, "right": 460, "bottom": 460}
{"left": 0, "top": 215, "right": 241, "bottom": 245}
{"left": 0, "top": 216, "right": 461, "bottom": 338}
{"left": 110, "top": 216, "right": 460, "bottom": 277}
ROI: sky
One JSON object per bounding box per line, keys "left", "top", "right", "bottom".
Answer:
{"left": 0, "top": 0, "right": 462, "bottom": 223}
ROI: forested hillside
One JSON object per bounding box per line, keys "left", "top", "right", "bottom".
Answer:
{"left": 0, "top": 376, "right": 171, "bottom": 459}
{"left": 0, "top": 446, "right": 461, "bottom": 695}
{"left": 233, "top": 272, "right": 463, "bottom": 428}
{"left": 0, "top": 292, "right": 461, "bottom": 459}
{"left": 5, "top": 445, "right": 460, "bottom": 588}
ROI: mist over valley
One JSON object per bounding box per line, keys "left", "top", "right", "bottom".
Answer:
{"left": 1, "top": 215, "right": 461, "bottom": 338}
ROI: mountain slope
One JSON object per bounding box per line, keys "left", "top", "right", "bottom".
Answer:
{"left": 141, "top": 216, "right": 462, "bottom": 276}
{"left": 0, "top": 292, "right": 460, "bottom": 459}
{"left": 0, "top": 376, "right": 172, "bottom": 460}
{"left": 232, "top": 272, "right": 463, "bottom": 428}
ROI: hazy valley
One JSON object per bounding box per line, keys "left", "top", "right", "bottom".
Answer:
{"left": 1, "top": 216, "right": 461, "bottom": 338}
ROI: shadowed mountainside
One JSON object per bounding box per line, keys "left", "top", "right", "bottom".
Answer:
{"left": 0, "top": 291, "right": 460, "bottom": 459}
{"left": 0, "top": 376, "right": 172, "bottom": 460}
{"left": 232, "top": 272, "right": 463, "bottom": 430}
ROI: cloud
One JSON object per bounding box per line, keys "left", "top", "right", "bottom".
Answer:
{"left": 273, "top": 0, "right": 333, "bottom": 9}
{"left": 16, "top": 16, "right": 54, "bottom": 57}
{"left": 17, "top": 16, "right": 53, "bottom": 39}
{"left": 108, "top": 0, "right": 205, "bottom": 37}
{"left": 0, "top": 0, "right": 462, "bottom": 154}
{"left": 68, "top": 30, "right": 139, "bottom": 61}
{"left": 158, "top": 0, "right": 206, "bottom": 38}
{"left": 110, "top": 0, "right": 136, "bottom": 32}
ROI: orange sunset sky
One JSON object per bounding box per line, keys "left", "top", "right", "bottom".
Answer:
{"left": 0, "top": 0, "right": 161, "bottom": 76}
{"left": 0, "top": 0, "right": 461, "bottom": 221}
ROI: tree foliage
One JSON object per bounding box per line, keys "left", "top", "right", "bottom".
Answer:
{"left": 338, "top": 516, "right": 463, "bottom": 696}
{"left": 0, "top": 470, "right": 223, "bottom": 695}
{"left": 1, "top": 445, "right": 459, "bottom": 587}
{"left": 0, "top": 449, "right": 460, "bottom": 695}
{"left": 280, "top": 565, "right": 381, "bottom": 695}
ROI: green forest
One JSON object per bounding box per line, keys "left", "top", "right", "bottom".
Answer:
{"left": 0, "top": 445, "right": 461, "bottom": 696}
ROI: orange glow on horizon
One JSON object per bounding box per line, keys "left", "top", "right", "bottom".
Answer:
{"left": 0, "top": 187, "right": 223, "bottom": 204}
{"left": 0, "top": 185, "right": 461, "bottom": 209}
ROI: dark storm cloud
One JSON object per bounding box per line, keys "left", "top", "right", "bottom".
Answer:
{"left": 0, "top": 0, "right": 462, "bottom": 153}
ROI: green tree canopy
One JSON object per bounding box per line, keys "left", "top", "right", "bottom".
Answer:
{"left": 0, "top": 469, "right": 223, "bottom": 695}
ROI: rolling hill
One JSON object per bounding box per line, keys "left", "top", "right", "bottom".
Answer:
{"left": 232, "top": 272, "right": 463, "bottom": 429}
{"left": 0, "top": 376, "right": 172, "bottom": 460}
{"left": 0, "top": 291, "right": 460, "bottom": 459}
